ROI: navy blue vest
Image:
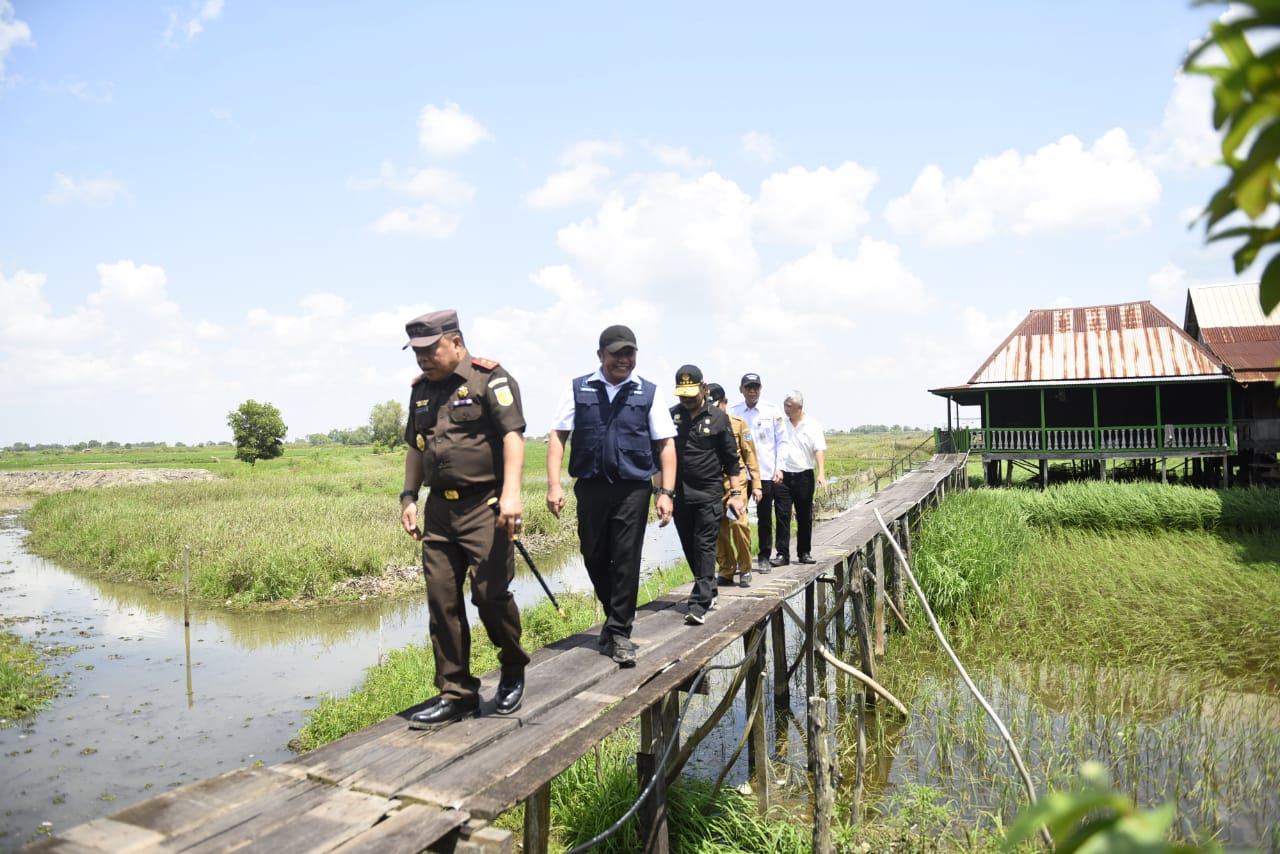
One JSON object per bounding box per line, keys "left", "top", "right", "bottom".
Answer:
{"left": 567, "top": 374, "right": 659, "bottom": 482}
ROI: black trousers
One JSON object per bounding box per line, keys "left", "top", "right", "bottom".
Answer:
{"left": 673, "top": 495, "right": 722, "bottom": 610}
{"left": 774, "top": 469, "right": 815, "bottom": 560}
{"left": 755, "top": 479, "right": 777, "bottom": 560}
{"left": 574, "top": 478, "right": 652, "bottom": 640}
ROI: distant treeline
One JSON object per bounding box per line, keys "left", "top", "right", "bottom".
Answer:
{"left": 3, "top": 424, "right": 928, "bottom": 454}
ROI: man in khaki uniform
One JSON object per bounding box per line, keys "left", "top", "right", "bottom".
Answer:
{"left": 709, "top": 383, "right": 762, "bottom": 587}
{"left": 399, "top": 309, "right": 530, "bottom": 730}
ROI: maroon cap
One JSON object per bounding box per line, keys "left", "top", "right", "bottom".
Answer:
{"left": 403, "top": 309, "right": 460, "bottom": 350}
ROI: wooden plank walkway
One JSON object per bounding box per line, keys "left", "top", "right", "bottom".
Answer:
{"left": 29, "top": 454, "right": 968, "bottom": 854}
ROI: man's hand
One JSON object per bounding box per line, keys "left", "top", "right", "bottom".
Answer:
{"left": 546, "top": 483, "right": 565, "bottom": 519}
{"left": 401, "top": 500, "right": 422, "bottom": 540}
{"left": 655, "top": 492, "right": 673, "bottom": 527}
{"left": 498, "top": 492, "right": 523, "bottom": 540}
{"left": 728, "top": 494, "right": 747, "bottom": 520}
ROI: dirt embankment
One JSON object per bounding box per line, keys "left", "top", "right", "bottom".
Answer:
{"left": 0, "top": 468, "right": 217, "bottom": 498}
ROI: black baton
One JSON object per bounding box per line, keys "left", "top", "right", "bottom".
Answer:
{"left": 488, "top": 498, "right": 565, "bottom": 618}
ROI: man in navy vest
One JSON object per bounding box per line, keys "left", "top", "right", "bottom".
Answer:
{"left": 546, "top": 325, "right": 677, "bottom": 667}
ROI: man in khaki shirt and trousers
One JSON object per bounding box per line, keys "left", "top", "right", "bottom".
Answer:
{"left": 708, "top": 383, "right": 762, "bottom": 587}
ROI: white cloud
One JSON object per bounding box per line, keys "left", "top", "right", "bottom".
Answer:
{"left": 523, "top": 140, "right": 623, "bottom": 209}
{"left": 557, "top": 171, "right": 759, "bottom": 299}
{"left": 90, "top": 261, "right": 178, "bottom": 318}
{"left": 524, "top": 162, "right": 611, "bottom": 209}
{"left": 1146, "top": 73, "right": 1218, "bottom": 172}
{"left": 165, "top": 0, "right": 224, "bottom": 44}
{"left": 560, "top": 140, "right": 623, "bottom": 165}
{"left": 367, "top": 203, "right": 460, "bottom": 238}
{"left": 0, "top": 261, "right": 443, "bottom": 444}
{"left": 0, "top": 0, "right": 33, "bottom": 81}
{"left": 754, "top": 162, "right": 878, "bottom": 244}
{"left": 741, "top": 131, "right": 780, "bottom": 163}
{"left": 66, "top": 80, "right": 115, "bottom": 104}
{"left": 885, "top": 130, "right": 1162, "bottom": 246}
{"left": 46, "top": 172, "right": 127, "bottom": 205}
{"left": 351, "top": 161, "right": 476, "bottom": 204}
{"left": 417, "top": 101, "right": 493, "bottom": 158}
{"left": 645, "top": 142, "right": 711, "bottom": 172}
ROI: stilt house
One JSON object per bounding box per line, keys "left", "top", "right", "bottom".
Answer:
{"left": 930, "top": 301, "right": 1240, "bottom": 485}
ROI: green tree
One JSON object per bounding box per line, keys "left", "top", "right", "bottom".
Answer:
{"left": 1185, "top": 0, "right": 1280, "bottom": 313}
{"left": 227, "top": 400, "right": 287, "bottom": 466}
{"left": 369, "top": 400, "right": 407, "bottom": 450}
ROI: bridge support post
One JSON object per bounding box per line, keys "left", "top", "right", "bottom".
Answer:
{"left": 744, "top": 625, "right": 770, "bottom": 814}
{"left": 770, "top": 611, "right": 788, "bottom": 702}
{"left": 808, "top": 696, "right": 834, "bottom": 853}
{"left": 872, "top": 536, "right": 885, "bottom": 657}
{"left": 522, "top": 782, "right": 551, "bottom": 854}
{"left": 888, "top": 520, "right": 905, "bottom": 635}
{"left": 848, "top": 556, "right": 876, "bottom": 698}
{"left": 804, "top": 584, "right": 816, "bottom": 718}
{"left": 638, "top": 696, "right": 675, "bottom": 854}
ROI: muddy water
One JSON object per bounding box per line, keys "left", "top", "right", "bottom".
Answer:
{"left": 0, "top": 511, "right": 684, "bottom": 851}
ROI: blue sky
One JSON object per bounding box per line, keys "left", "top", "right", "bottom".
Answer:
{"left": 0, "top": 1, "right": 1242, "bottom": 445}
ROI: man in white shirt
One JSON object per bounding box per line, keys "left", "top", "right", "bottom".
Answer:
{"left": 728, "top": 373, "right": 791, "bottom": 572}
{"left": 776, "top": 389, "right": 827, "bottom": 565}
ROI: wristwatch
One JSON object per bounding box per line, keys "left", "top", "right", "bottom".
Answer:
{"left": 399, "top": 489, "right": 419, "bottom": 501}
{"left": 654, "top": 487, "right": 676, "bottom": 498}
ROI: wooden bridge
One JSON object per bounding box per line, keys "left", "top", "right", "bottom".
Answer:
{"left": 29, "top": 454, "right": 969, "bottom": 854}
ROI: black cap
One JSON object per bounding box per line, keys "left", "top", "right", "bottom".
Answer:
{"left": 674, "top": 364, "right": 704, "bottom": 397}
{"left": 599, "top": 324, "right": 639, "bottom": 354}
{"left": 740, "top": 372, "right": 762, "bottom": 387}
{"left": 404, "top": 309, "right": 460, "bottom": 350}
{"left": 706, "top": 382, "right": 726, "bottom": 403}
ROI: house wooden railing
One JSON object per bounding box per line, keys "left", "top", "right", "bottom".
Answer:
{"left": 940, "top": 423, "right": 1235, "bottom": 455}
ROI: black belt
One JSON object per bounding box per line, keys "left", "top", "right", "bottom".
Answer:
{"left": 429, "top": 483, "right": 495, "bottom": 501}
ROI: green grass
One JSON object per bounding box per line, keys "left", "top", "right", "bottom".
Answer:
{"left": 859, "top": 481, "right": 1280, "bottom": 849}
{"left": 0, "top": 627, "right": 73, "bottom": 724}
{"left": 20, "top": 443, "right": 575, "bottom": 606}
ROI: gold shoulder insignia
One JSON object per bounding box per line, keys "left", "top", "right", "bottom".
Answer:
{"left": 471, "top": 356, "right": 499, "bottom": 371}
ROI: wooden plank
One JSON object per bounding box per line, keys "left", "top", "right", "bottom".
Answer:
{"left": 58, "top": 819, "right": 164, "bottom": 854}
{"left": 107, "top": 766, "right": 297, "bottom": 839}
{"left": 329, "top": 803, "right": 469, "bottom": 854}
{"left": 455, "top": 600, "right": 781, "bottom": 817}
{"left": 157, "top": 775, "right": 339, "bottom": 852}
{"left": 230, "top": 788, "right": 399, "bottom": 854}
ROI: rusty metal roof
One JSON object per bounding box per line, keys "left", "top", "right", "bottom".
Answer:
{"left": 1185, "top": 282, "right": 1280, "bottom": 381}
{"left": 965, "top": 302, "right": 1225, "bottom": 385}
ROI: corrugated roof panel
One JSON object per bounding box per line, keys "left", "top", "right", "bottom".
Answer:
{"left": 1188, "top": 282, "right": 1280, "bottom": 328}
{"left": 965, "top": 300, "right": 1225, "bottom": 384}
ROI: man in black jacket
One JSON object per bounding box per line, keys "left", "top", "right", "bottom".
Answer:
{"left": 669, "top": 365, "right": 746, "bottom": 625}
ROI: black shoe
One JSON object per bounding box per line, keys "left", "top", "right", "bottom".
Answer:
{"left": 756, "top": 556, "right": 772, "bottom": 573}
{"left": 717, "top": 576, "right": 736, "bottom": 587}
{"left": 685, "top": 604, "right": 707, "bottom": 625}
{"left": 798, "top": 553, "right": 817, "bottom": 564}
{"left": 495, "top": 673, "right": 524, "bottom": 715}
{"left": 769, "top": 555, "right": 789, "bottom": 567}
{"left": 408, "top": 696, "right": 479, "bottom": 731}
{"left": 739, "top": 570, "right": 752, "bottom": 586}
{"left": 608, "top": 636, "right": 637, "bottom": 667}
